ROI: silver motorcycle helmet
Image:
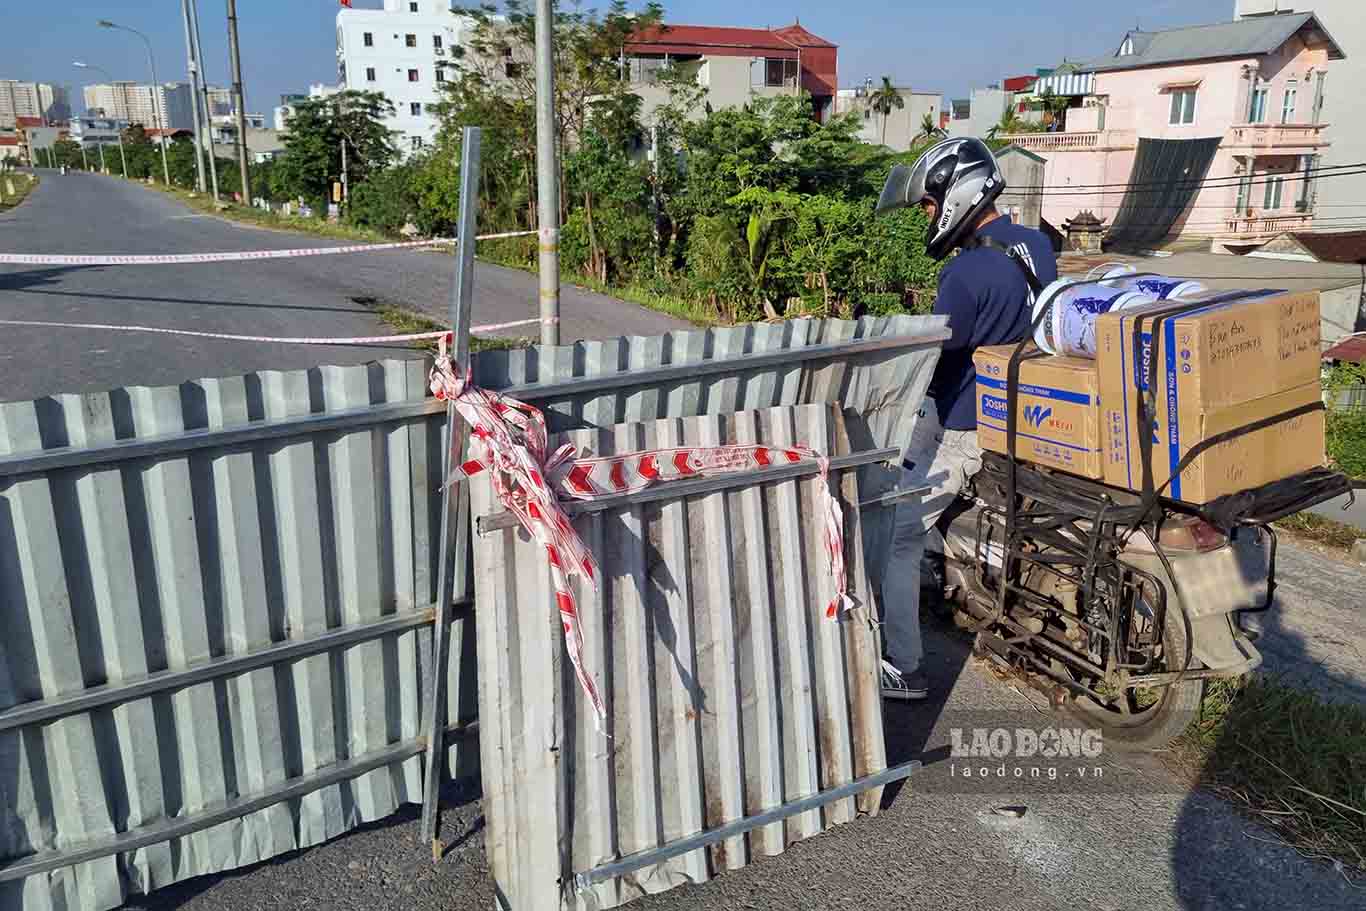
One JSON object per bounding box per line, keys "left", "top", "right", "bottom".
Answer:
{"left": 875, "top": 137, "right": 1005, "bottom": 261}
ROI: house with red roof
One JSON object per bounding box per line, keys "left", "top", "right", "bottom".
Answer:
{"left": 623, "top": 21, "right": 839, "bottom": 122}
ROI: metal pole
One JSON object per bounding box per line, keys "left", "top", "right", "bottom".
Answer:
{"left": 419, "top": 126, "right": 481, "bottom": 856}
{"left": 188, "top": 0, "right": 219, "bottom": 202}
{"left": 225, "top": 0, "right": 252, "bottom": 203}
{"left": 98, "top": 141, "right": 106, "bottom": 172}
{"left": 534, "top": 0, "right": 560, "bottom": 345}
{"left": 116, "top": 128, "right": 128, "bottom": 178}
{"left": 138, "top": 36, "right": 172, "bottom": 185}
{"left": 80, "top": 143, "right": 88, "bottom": 170}
{"left": 180, "top": 0, "right": 207, "bottom": 192}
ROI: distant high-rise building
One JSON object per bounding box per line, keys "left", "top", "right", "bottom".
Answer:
{"left": 335, "top": 0, "right": 474, "bottom": 152}
{"left": 82, "top": 82, "right": 194, "bottom": 131}
{"left": 204, "top": 85, "right": 234, "bottom": 117}
{"left": 0, "top": 80, "right": 70, "bottom": 127}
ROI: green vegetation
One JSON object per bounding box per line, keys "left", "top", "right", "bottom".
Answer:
{"left": 1324, "top": 362, "right": 1366, "bottom": 480}
{"left": 1177, "top": 677, "right": 1366, "bottom": 873}
{"left": 1274, "top": 511, "right": 1364, "bottom": 552}
{"left": 0, "top": 169, "right": 38, "bottom": 212}
{"left": 151, "top": 0, "right": 947, "bottom": 327}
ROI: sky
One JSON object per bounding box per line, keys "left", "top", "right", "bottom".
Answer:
{"left": 2, "top": 0, "right": 1238, "bottom": 116}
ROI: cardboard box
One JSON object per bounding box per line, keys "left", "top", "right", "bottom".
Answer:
{"left": 1095, "top": 290, "right": 1324, "bottom": 502}
{"left": 974, "top": 345, "right": 1104, "bottom": 478}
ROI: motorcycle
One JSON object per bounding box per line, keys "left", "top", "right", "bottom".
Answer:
{"left": 922, "top": 450, "right": 1353, "bottom": 750}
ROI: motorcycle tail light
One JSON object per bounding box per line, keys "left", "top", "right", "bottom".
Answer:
{"left": 1157, "top": 515, "right": 1228, "bottom": 552}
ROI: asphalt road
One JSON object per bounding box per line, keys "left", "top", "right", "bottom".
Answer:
{"left": 0, "top": 170, "right": 684, "bottom": 402}
{"left": 121, "top": 543, "right": 1366, "bottom": 911}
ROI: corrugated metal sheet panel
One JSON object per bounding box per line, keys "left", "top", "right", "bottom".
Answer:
{"left": 0, "top": 360, "right": 456, "bottom": 911}
{"left": 470, "top": 404, "right": 884, "bottom": 910}
{"left": 0, "top": 316, "right": 944, "bottom": 910}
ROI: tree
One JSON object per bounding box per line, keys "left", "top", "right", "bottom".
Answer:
{"left": 916, "top": 112, "right": 945, "bottom": 144}
{"left": 1033, "top": 88, "right": 1071, "bottom": 131}
{"left": 870, "top": 77, "right": 905, "bottom": 147}
{"left": 49, "top": 139, "right": 85, "bottom": 170}
{"left": 276, "top": 90, "right": 398, "bottom": 212}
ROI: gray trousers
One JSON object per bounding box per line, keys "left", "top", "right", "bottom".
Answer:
{"left": 881, "top": 407, "right": 983, "bottom": 676}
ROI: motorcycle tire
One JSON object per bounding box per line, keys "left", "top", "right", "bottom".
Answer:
{"left": 1047, "top": 560, "right": 1204, "bottom": 751}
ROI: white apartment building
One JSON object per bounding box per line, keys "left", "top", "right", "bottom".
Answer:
{"left": 335, "top": 0, "right": 473, "bottom": 153}
{"left": 1236, "top": 1, "right": 1364, "bottom": 221}
{"left": 0, "top": 80, "right": 71, "bottom": 127}
{"left": 83, "top": 82, "right": 195, "bottom": 131}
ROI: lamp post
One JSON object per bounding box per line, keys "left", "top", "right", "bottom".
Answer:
{"left": 72, "top": 62, "right": 129, "bottom": 178}
{"left": 97, "top": 19, "right": 171, "bottom": 185}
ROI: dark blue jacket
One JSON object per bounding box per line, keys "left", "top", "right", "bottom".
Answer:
{"left": 930, "top": 215, "right": 1057, "bottom": 430}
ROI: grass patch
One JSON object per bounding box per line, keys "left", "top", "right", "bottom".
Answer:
{"left": 1174, "top": 677, "right": 1366, "bottom": 874}
{"left": 147, "top": 182, "right": 394, "bottom": 244}
{"left": 1273, "top": 511, "right": 1364, "bottom": 552}
{"left": 0, "top": 170, "right": 38, "bottom": 212}
{"left": 369, "top": 300, "right": 529, "bottom": 354}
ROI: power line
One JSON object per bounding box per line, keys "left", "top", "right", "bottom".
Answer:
{"left": 1018, "top": 160, "right": 1366, "bottom": 193}
{"left": 1015, "top": 167, "right": 1366, "bottom": 199}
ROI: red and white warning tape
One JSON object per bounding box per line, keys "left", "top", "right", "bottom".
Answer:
{"left": 428, "top": 336, "right": 851, "bottom": 722}
{"left": 0, "top": 316, "right": 552, "bottom": 344}
{"left": 0, "top": 229, "right": 541, "bottom": 267}
{"left": 0, "top": 239, "right": 450, "bottom": 267}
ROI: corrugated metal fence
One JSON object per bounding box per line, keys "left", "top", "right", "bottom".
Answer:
{"left": 472, "top": 404, "right": 888, "bottom": 910}
{"left": 0, "top": 315, "right": 945, "bottom": 911}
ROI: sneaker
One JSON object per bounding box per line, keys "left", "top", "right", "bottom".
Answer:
{"left": 881, "top": 660, "right": 929, "bottom": 701}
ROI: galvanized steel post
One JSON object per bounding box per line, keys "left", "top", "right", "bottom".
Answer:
{"left": 419, "top": 126, "right": 482, "bottom": 853}
{"left": 534, "top": 0, "right": 560, "bottom": 345}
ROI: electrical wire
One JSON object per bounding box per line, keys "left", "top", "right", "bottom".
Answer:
{"left": 1018, "top": 160, "right": 1366, "bottom": 193}
{"left": 1012, "top": 167, "right": 1366, "bottom": 199}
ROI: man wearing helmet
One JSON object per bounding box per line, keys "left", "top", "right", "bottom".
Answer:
{"left": 874, "top": 137, "right": 1056, "bottom": 700}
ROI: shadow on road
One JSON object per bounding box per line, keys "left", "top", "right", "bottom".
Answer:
{"left": 1170, "top": 528, "right": 1365, "bottom": 907}
{"left": 0, "top": 265, "right": 102, "bottom": 293}
{"left": 2, "top": 283, "right": 380, "bottom": 318}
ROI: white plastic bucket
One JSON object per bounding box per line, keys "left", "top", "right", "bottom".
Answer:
{"left": 1031, "top": 279, "right": 1156, "bottom": 358}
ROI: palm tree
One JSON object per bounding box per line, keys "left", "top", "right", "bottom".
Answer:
{"left": 916, "top": 111, "right": 946, "bottom": 143}
{"left": 870, "top": 76, "right": 905, "bottom": 146}
{"left": 987, "top": 101, "right": 1026, "bottom": 140}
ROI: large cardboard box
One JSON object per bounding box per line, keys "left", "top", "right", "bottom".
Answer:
{"left": 974, "top": 345, "right": 1104, "bottom": 478}
{"left": 1095, "top": 290, "right": 1324, "bottom": 502}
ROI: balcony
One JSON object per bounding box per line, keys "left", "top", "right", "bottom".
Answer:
{"left": 1224, "top": 123, "right": 1330, "bottom": 151}
{"left": 996, "top": 130, "right": 1137, "bottom": 153}
{"left": 1216, "top": 212, "right": 1314, "bottom": 243}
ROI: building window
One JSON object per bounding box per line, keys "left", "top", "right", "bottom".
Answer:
{"left": 1235, "top": 172, "right": 1251, "bottom": 214}
{"left": 434, "top": 34, "right": 443, "bottom": 49}
{"left": 405, "top": 33, "right": 418, "bottom": 48}
{"left": 363, "top": 31, "right": 373, "bottom": 47}
{"left": 410, "top": 135, "right": 424, "bottom": 150}
{"left": 1119, "top": 36, "right": 1134, "bottom": 56}
{"left": 435, "top": 68, "right": 446, "bottom": 83}
{"left": 410, "top": 102, "right": 421, "bottom": 116}
{"left": 763, "top": 58, "right": 799, "bottom": 88}
{"left": 1249, "top": 81, "right": 1268, "bottom": 123}
{"left": 1297, "top": 153, "right": 1317, "bottom": 211}
{"left": 366, "top": 66, "right": 376, "bottom": 82}
{"left": 503, "top": 47, "right": 523, "bottom": 79}
{"left": 410, "top": 1, "right": 419, "bottom": 10}
{"left": 1168, "top": 89, "right": 1196, "bottom": 125}
{"left": 1281, "top": 80, "right": 1297, "bottom": 124}
{"left": 1312, "top": 71, "right": 1327, "bottom": 123}
{"left": 408, "top": 69, "right": 420, "bottom": 82}
{"left": 1263, "top": 174, "right": 1284, "bottom": 210}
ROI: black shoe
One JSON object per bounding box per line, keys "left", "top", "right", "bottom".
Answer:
{"left": 881, "top": 661, "right": 930, "bottom": 701}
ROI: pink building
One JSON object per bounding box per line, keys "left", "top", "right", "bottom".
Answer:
{"left": 999, "top": 14, "right": 1346, "bottom": 253}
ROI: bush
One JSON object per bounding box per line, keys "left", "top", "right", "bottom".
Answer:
{"left": 349, "top": 163, "right": 419, "bottom": 235}
{"left": 1327, "top": 408, "right": 1366, "bottom": 479}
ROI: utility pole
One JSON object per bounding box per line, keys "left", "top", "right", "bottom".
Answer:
{"left": 180, "top": 0, "right": 207, "bottom": 192}
{"left": 98, "top": 20, "right": 171, "bottom": 185}
{"left": 188, "top": 0, "right": 219, "bottom": 202}
{"left": 225, "top": 0, "right": 252, "bottom": 203}
{"left": 98, "top": 141, "right": 107, "bottom": 172}
{"left": 80, "top": 143, "right": 88, "bottom": 170}
{"left": 534, "top": 0, "right": 560, "bottom": 345}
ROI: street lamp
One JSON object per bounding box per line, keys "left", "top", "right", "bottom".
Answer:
{"left": 72, "top": 62, "right": 129, "bottom": 178}
{"left": 97, "top": 19, "right": 171, "bottom": 185}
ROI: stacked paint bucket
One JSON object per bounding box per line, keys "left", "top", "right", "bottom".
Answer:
{"left": 1030, "top": 265, "right": 1205, "bottom": 358}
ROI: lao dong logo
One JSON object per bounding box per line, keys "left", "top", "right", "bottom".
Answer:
{"left": 951, "top": 727, "right": 1104, "bottom": 759}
